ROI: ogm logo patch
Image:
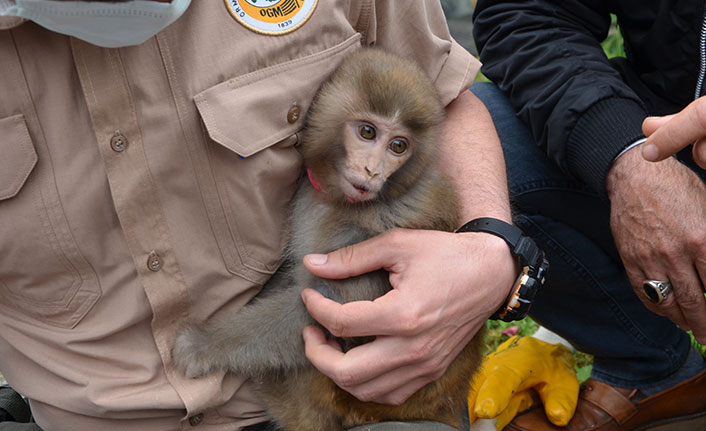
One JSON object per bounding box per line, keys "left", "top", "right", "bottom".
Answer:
{"left": 225, "top": 0, "right": 318, "bottom": 35}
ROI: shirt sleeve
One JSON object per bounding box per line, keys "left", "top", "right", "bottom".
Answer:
{"left": 365, "top": 0, "right": 480, "bottom": 107}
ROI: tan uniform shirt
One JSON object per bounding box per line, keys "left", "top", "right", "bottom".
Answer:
{"left": 0, "top": 1, "right": 479, "bottom": 429}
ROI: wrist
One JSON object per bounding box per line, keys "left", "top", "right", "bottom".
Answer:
{"left": 606, "top": 145, "right": 686, "bottom": 200}
{"left": 606, "top": 144, "right": 643, "bottom": 198}
{"left": 456, "top": 217, "right": 548, "bottom": 322}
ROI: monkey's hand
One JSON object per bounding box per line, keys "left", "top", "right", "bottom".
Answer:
{"left": 300, "top": 228, "right": 517, "bottom": 405}
{"left": 172, "top": 326, "right": 219, "bottom": 378}
{"left": 468, "top": 334, "right": 579, "bottom": 430}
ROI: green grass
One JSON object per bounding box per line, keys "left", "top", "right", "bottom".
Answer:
{"left": 602, "top": 15, "right": 626, "bottom": 59}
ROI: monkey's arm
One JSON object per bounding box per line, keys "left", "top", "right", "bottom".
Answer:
{"left": 172, "top": 271, "right": 315, "bottom": 378}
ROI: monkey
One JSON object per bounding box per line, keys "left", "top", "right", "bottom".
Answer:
{"left": 172, "top": 48, "right": 484, "bottom": 431}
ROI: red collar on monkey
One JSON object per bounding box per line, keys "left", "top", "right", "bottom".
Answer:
{"left": 306, "top": 169, "right": 324, "bottom": 193}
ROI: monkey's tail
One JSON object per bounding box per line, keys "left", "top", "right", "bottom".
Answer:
{"left": 173, "top": 284, "right": 314, "bottom": 379}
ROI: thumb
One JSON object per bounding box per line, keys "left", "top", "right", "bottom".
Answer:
{"left": 641, "top": 114, "right": 673, "bottom": 137}
{"left": 303, "top": 232, "right": 399, "bottom": 279}
{"left": 536, "top": 375, "right": 580, "bottom": 426}
{"left": 642, "top": 97, "right": 706, "bottom": 162}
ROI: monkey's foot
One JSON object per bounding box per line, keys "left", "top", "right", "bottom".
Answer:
{"left": 172, "top": 326, "right": 219, "bottom": 378}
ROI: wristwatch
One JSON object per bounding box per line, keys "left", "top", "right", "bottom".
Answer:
{"left": 455, "top": 217, "right": 549, "bottom": 322}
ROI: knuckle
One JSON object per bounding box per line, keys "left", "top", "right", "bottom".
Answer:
{"left": 332, "top": 366, "right": 358, "bottom": 388}
{"left": 421, "top": 353, "right": 447, "bottom": 380}
{"left": 384, "top": 228, "right": 407, "bottom": 249}
{"left": 405, "top": 339, "right": 436, "bottom": 363}
{"left": 654, "top": 242, "right": 678, "bottom": 262}
{"left": 675, "top": 290, "right": 703, "bottom": 312}
{"left": 688, "top": 232, "right": 706, "bottom": 253}
{"left": 335, "top": 244, "right": 358, "bottom": 267}
{"left": 397, "top": 309, "right": 423, "bottom": 336}
{"left": 352, "top": 386, "right": 382, "bottom": 403}
{"left": 633, "top": 247, "right": 656, "bottom": 264}
{"left": 429, "top": 366, "right": 446, "bottom": 382}
{"left": 328, "top": 314, "right": 348, "bottom": 337}
{"left": 385, "top": 394, "right": 408, "bottom": 406}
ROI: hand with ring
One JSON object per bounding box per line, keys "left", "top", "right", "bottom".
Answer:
{"left": 606, "top": 145, "right": 706, "bottom": 344}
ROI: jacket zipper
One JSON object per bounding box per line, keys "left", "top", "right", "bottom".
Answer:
{"left": 696, "top": 2, "right": 706, "bottom": 99}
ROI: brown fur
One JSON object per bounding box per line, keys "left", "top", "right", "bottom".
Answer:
{"left": 173, "top": 49, "right": 483, "bottom": 431}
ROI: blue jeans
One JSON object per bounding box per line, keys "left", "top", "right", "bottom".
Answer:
{"left": 471, "top": 82, "right": 694, "bottom": 387}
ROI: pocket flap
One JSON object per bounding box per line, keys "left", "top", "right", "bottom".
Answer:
{"left": 194, "top": 34, "right": 361, "bottom": 157}
{"left": 0, "top": 114, "right": 37, "bottom": 201}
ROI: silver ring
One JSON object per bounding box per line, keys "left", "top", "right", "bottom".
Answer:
{"left": 642, "top": 280, "right": 672, "bottom": 304}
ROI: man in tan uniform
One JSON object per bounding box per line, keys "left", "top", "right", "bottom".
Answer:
{"left": 0, "top": 1, "right": 518, "bottom": 429}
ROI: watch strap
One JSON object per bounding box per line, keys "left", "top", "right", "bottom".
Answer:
{"left": 456, "top": 217, "right": 544, "bottom": 277}
{"left": 455, "top": 217, "right": 522, "bottom": 246}
{"left": 456, "top": 217, "right": 548, "bottom": 321}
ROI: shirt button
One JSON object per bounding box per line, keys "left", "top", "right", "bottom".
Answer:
{"left": 147, "top": 251, "right": 162, "bottom": 272}
{"left": 110, "top": 131, "right": 128, "bottom": 152}
{"left": 287, "top": 105, "right": 301, "bottom": 124}
{"left": 188, "top": 413, "right": 204, "bottom": 426}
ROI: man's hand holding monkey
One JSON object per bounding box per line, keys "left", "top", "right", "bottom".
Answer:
{"left": 302, "top": 227, "right": 516, "bottom": 405}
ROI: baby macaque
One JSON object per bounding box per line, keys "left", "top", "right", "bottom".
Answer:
{"left": 173, "top": 48, "right": 483, "bottom": 431}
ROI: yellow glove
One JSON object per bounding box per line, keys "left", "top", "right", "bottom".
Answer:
{"left": 468, "top": 335, "right": 579, "bottom": 430}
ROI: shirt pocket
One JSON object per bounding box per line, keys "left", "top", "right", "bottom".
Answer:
{"left": 194, "top": 34, "right": 360, "bottom": 283}
{"left": 0, "top": 114, "right": 100, "bottom": 328}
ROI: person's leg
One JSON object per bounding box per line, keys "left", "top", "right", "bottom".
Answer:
{"left": 471, "top": 81, "right": 699, "bottom": 388}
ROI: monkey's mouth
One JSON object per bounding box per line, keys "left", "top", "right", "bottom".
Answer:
{"left": 353, "top": 183, "right": 370, "bottom": 193}
{"left": 343, "top": 180, "right": 373, "bottom": 202}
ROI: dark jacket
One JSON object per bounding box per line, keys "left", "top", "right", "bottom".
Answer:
{"left": 473, "top": 0, "right": 705, "bottom": 195}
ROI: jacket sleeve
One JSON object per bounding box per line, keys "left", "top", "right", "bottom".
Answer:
{"left": 473, "top": 0, "right": 648, "bottom": 195}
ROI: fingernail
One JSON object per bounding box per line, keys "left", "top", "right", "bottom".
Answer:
{"left": 306, "top": 254, "right": 328, "bottom": 265}
{"left": 642, "top": 143, "right": 659, "bottom": 161}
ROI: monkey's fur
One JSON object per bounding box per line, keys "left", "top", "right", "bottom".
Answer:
{"left": 173, "top": 49, "right": 483, "bottom": 431}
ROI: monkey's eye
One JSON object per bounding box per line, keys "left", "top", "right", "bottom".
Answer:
{"left": 389, "top": 138, "right": 408, "bottom": 155}
{"left": 358, "top": 124, "right": 376, "bottom": 140}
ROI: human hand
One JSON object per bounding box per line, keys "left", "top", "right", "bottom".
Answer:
{"left": 642, "top": 96, "right": 706, "bottom": 168}
{"left": 606, "top": 146, "right": 706, "bottom": 343}
{"left": 300, "top": 228, "right": 517, "bottom": 405}
{"left": 468, "top": 335, "right": 578, "bottom": 430}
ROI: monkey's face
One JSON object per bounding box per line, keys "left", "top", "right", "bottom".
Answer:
{"left": 337, "top": 115, "right": 413, "bottom": 203}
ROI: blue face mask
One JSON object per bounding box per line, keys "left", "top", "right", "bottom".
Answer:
{"left": 1, "top": 0, "right": 192, "bottom": 48}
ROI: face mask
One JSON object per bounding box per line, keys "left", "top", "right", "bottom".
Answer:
{"left": 1, "top": 0, "right": 191, "bottom": 48}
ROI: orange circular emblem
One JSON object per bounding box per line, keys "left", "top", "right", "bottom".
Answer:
{"left": 224, "top": 0, "right": 318, "bottom": 35}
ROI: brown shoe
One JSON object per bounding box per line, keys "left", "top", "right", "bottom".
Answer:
{"left": 504, "top": 368, "right": 706, "bottom": 431}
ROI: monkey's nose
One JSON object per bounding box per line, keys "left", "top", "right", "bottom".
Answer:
{"left": 364, "top": 166, "right": 380, "bottom": 178}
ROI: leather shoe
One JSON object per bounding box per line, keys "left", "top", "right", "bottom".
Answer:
{"left": 504, "top": 367, "right": 706, "bottom": 430}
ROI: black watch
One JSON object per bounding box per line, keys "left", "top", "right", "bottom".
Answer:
{"left": 456, "top": 217, "right": 549, "bottom": 322}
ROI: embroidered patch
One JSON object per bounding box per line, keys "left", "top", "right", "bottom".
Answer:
{"left": 225, "top": 0, "right": 318, "bottom": 35}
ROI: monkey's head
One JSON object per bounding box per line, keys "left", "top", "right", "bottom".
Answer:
{"left": 300, "top": 49, "right": 445, "bottom": 205}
